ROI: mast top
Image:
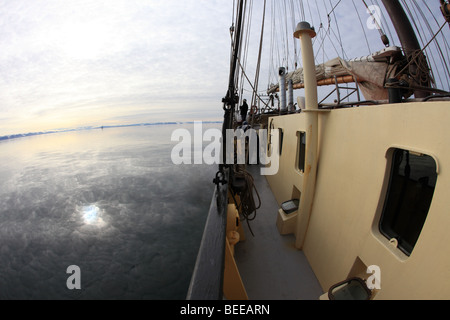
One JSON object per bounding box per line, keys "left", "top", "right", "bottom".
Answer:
{"left": 294, "top": 21, "right": 316, "bottom": 39}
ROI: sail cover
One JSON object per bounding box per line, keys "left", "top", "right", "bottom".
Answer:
{"left": 268, "top": 47, "right": 403, "bottom": 101}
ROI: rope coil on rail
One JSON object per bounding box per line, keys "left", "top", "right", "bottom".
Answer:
{"left": 231, "top": 164, "right": 261, "bottom": 236}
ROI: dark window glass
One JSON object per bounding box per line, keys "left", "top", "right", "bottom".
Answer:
{"left": 279, "top": 128, "right": 284, "bottom": 155}
{"left": 297, "top": 132, "right": 306, "bottom": 172}
{"left": 379, "top": 149, "right": 437, "bottom": 256}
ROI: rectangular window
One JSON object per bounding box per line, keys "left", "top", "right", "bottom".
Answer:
{"left": 297, "top": 132, "right": 306, "bottom": 172}
{"left": 279, "top": 128, "right": 284, "bottom": 156}
{"left": 379, "top": 149, "right": 437, "bottom": 256}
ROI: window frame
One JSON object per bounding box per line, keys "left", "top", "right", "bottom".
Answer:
{"left": 278, "top": 128, "right": 284, "bottom": 156}
{"left": 296, "top": 131, "right": 306, "bottom": 173}
{"left": 378, "top": 148, "right": 438, "bottom": 256}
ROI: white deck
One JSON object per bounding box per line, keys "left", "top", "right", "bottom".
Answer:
{"left": 233, "top": 164, "right": 324, "bottom": 300}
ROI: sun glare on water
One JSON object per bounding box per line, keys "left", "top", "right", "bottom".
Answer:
{"left": 80, "top": 204, "right": 105, "bottom": 226}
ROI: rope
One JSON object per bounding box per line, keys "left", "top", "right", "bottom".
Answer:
{"left": 233, "top": 165, "right": 261, "bottom": 236}
{"left": 394, "top": 21, "right": 447, "bottom": 82}
{"left": 251, "top": 0, "right": 266, "bottom": 109}
{"left": 233, "top": 49, "right": 270, "bottom": 109}
{"left": 418, "top": 0, "right": 450, "bottom": 90}
{"left": 328, "top": 0, "right": 342, "bottom": 16}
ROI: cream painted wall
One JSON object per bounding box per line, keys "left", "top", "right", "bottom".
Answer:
{"left": 266, "top": 101, "right": 450, "bottom": 299}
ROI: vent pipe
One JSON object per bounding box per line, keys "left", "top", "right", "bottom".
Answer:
{"left": 279, "top": 67, "right": 287, "bottom": 114}
{"left": 288, "top": 79, "right": 295, "bottom": 113}
{"left": 293, "top": 21, "right": 318, "bottom": 250}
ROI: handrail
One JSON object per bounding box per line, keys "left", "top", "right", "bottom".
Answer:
{"left": 186, "top": 169, "right": 230, "bottom": 300}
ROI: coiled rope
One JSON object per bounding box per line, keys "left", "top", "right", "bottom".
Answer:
{"left": 232, "top": 164, "right": 261, "bottom": 236}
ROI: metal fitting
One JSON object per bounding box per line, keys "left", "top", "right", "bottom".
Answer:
{"left": 294, "top": 21, "right": 316, "bottom": 39}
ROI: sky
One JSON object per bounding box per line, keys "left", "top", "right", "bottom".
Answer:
{"left": 0, "top": 0, "right": 232, "bottom": 136}
{"left": 0, "top": 0, "right": 448, "bottom": 136}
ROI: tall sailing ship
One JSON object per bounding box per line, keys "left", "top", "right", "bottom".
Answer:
{"left": 188, "top": 0, "right": 450, "bottom": 300}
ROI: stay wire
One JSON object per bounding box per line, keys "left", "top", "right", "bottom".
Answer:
{"left": 415, "top": 0, "right": 450, "bottom": 89}
{"left": 252, "top": 0, "right": 267, "bottom": 108}
{"left": 406, "top": 0, "right": 441, "bottom": 88}
{"left": 353, "top": 0, "right": 372, "bottom": 53}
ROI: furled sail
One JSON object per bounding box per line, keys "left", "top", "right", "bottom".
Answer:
{"left": 268, "top": 46, "right": 405, "bottom": 101}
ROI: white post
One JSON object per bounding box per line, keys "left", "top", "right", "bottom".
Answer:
{"left": 293, "top": 22, "right": 318, "bottom": 249}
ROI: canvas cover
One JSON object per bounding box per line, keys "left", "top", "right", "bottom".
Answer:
{"left": 268, "top": 47, "right": 403, "bottom": 100}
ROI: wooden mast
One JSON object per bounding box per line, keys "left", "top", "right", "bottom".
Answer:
{"left": 380, "top": 0, "right": 431, "bottom": 98}
{"left": 441, "top": 0, "right": 450, "bottom": 27}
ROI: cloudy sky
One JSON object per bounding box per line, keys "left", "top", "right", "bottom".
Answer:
{"left": 0, "top": 0, "right": 232, "bottom": 136}
{"left": 0, "top": 1, "right": 448, "bottom": 136}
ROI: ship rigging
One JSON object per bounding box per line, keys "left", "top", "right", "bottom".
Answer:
{"left": 233, "top": 0, "right": 450, "bottom": 117}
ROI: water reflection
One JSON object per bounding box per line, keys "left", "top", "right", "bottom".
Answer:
{"left": 0, "top": 124, "right": 218, "bottom": 299}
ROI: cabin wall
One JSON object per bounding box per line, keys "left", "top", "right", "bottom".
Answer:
{"left": 266, "top": 102, "right": 450, "bottom": 299}
{"left": 266, "top": 115, "right": 306, "bottom": 205}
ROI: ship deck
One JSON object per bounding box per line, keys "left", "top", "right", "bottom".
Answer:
{"left": 233, "top": 164, "right": 324, "bottom": 300}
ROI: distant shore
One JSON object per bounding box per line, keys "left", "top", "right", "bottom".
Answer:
{"left": 0, "top": 121, "right": 222, "bottom": 142}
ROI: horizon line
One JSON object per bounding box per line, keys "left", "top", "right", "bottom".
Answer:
{"left": 0, "top": 120, "right": 222, "bottom": 142}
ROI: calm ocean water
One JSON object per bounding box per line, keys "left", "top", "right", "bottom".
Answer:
{"left": 0, "top": 123, "right": 219, "bottom": 299}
